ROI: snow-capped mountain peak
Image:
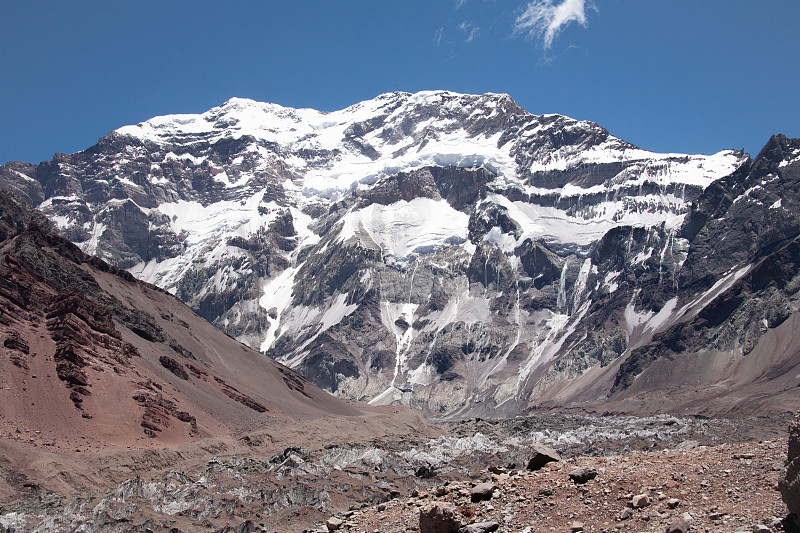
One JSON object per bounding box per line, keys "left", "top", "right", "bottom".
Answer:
{"left": 7, "top": 91, "right": 795, "bottom": 420}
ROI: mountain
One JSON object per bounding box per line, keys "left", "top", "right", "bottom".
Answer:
{"left": 2, "top": 90, "right": 799, "bottom": 419}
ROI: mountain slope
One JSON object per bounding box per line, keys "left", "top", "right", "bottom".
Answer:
{"left": 0, "top": 189, "right": 436, "bottom": 501}
{"left": 2, "top": 91, "right": 798, "bottom": 418}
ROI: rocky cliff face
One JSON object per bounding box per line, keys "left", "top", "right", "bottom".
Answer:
{"left": 2, "top": 91, "right": 799, "bottom": 418}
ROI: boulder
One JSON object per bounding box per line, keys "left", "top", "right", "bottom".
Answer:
{"left": 568, "top": 467, "right": 598, "bottom": 484}
{"left": 526, "top": 444, "right": 561, "bottom": 471}
{"left": 419, "top": 503, "right": 461, "bottom": 533}
{"left": 665, "top": 518, "right": 690, "bottom": 533}
{"left": 629, "top": 494, "right": 650, "bottom": 509}
{"left": 667, "top": 498, "right": 680, "bottom": 509}
{"left": 791, "top": 413, "right": 800, "bottom": 464}
{"left": 470, "top": 482, "right": 496, "bottom": 502}
{"left": 458, "top": 522, "right": 500, "bottom": 533}
{"left": 325, "top": 517, "right": 344, "bottom": 531}
{"left": 780, "top": 412, "right": 800, "bottom": 516}
{"left": 416, "top": 463, "right": 437, "bottom": 478}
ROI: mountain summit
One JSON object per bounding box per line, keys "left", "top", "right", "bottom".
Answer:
{"left": 2, "top": 91, "right": 798, "bottom": 418}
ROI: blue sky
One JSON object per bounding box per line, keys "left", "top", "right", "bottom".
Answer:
{"left": 1, "top": 1, "right": 798, "bottom": 164}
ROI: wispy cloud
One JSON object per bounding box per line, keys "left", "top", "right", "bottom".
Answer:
{"left": 513, "top": 0, "right": 594, "bottom": 50}
{"left": 433, "top": 26, "right": 445, "bottom": 45}
{"left": 455, "top": 0, "right": 468, "bottom": 8}
{"left": 459, "top": 21, "right": 480, "bottom": 43}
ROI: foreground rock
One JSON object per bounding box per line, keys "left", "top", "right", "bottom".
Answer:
{"left": 469, "top": 482, "right": 496, "bottom": 502}
{"left": 569, "top": 467, "right": 598, "bottom": 484}
{"left": 459, "top": 522, "right": 499, "bottom": 533}
{"left": 526, "top": 444, "right": 561, "bottom": 471}
{"left": 665, "top": 517, "right": 690, "bottom": 533}
{"left": 780, "top": 411, "right": 800, "bottom": 516}
{"left": 419, "top": 503, "right": 461, "bottom": 533}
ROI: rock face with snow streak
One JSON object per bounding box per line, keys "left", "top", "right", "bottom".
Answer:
{"left": 3, "top": 91, "right": 800, "bottom": 418}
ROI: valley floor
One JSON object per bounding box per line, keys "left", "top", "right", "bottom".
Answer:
{"left": 0, "top": 413, "right": 794, "bottom": 532}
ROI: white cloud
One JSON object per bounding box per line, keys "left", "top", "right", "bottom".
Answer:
{"left": 433, "top": 27, "right": 444, "bottom": 45}
{"left": 459, "top": 21, "right": 480, "bottom": 43}
{"left": 513, "top": 0, "right": 594, "bottom": 50}
{"left": 455, "top": 0, "right": 468, "bottom": 8}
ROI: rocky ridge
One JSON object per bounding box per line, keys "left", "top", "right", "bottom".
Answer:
{"left": 2, "top": 91, "right": 799, "bottom": 418}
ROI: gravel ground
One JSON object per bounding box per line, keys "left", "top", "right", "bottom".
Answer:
{"left": 331, "top": 438, "right": 790, "bottom": 533}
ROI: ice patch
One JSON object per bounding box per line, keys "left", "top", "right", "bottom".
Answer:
{"left": 339, "top": 198, "right": 469, "bottom": 259}
{"left": 633, "top": 247, "right": 653, "bottom": 264}
{"left": 157, "top": 189, "right": 277, "bottom": 247}
{"left": 516, "top": 310, "right": 571, "bottom": 389}
{"left": 604, "top": 270, "right": 621, "bottom": 293}
{"left": 420, "top": 287, "right": 493, "bottom": 333}
{"left": 278, "top": 293, "right": 359, "bottom": 368}
{"left": 556, "top": 259, "right": 570, "bottom": 312}
{"left": 643, "top": 297, "right": 678, "bottom": 334}
{"left": 370, "top": 301, "right": 419, "bottom": 405}
{"left": 571, "top": 258, "right": 592, "bottom": 313}
{"left": 259, "top": 266, "right": 300, "bottom": 352}
{"left": 624, "top": 292, "right": 654, "bottom": 335}
{"left": 484, "top": 226, "right": 517, "bottom": 253}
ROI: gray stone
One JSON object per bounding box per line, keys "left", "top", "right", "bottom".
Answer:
{"left": 667, "top": 498, "right": 680, "bottom": 509}
{"left": 629, "top": 494, "right": 650, "bottom": 509}
{"left": 568, "top": 467, "right": 598, "bottom": 484}
{"left": 665, "top": 518, "right": 690, "bottom": 533}
{"left": 419, "top": 503, "right": 461, "bottom": 533}
{"left": 526, "top": 444, "right": 561, "bottom": 471}
{"left": 458, "top": 522, "right": 500, "bottom": 533}
{"left": 470, "top": 482, "right": 496, "bottom": 502}
{"left": 326, "top": 516, "right": 344, "bottom": 531}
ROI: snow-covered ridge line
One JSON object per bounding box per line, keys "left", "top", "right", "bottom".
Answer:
{"left": 115, "top": 91, "right": 496, "bottom": 144}
{"left": 110, "top": 90, "right": 744, "bottom": 206}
